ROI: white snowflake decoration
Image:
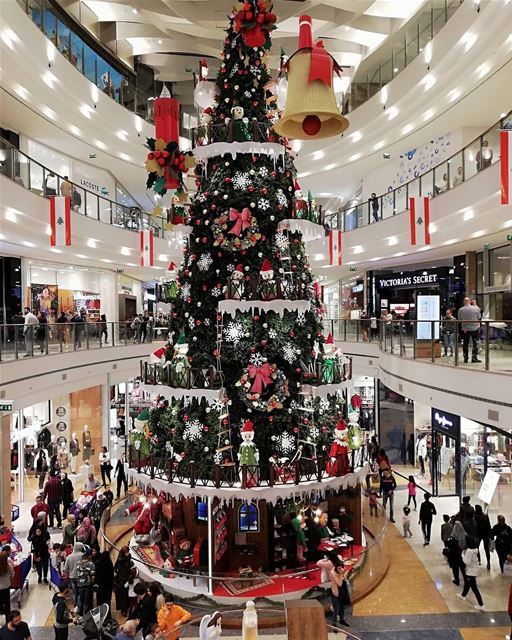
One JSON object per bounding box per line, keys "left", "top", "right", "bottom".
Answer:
{"left": 210, "top": 399, "right": 225, "bottom": 412}
{"left": 188, "top": 316, "right": 195, "bottom": 329}
{"left": 278, "top": 432, "right": 295, "bottom": 454}
{"left": 204, "top": 318, "right": 211, "bottom": 326}
{"left": 309, "top": 427, "right": 320, "bottom": 441}
{"left": 258, "top": 166, "right": 269, "bottom": 178}
{"left": 233, "top": 171, "right": 251, "bottom": 190}
{"left": 320, "top": 398, "right": 330, "bottom": 411}
{"left": 227, "top": 263, "right": 235, "bottom": 272}
{"left": 214, "top": 451, "right": 223, "bottom": 464}
{"left": 165, "top": 441, "right": 173, "bottom": 452}
{"left": 258, "top": 198, "right": 270, "bottom": 211}
{"left": 196, "top": 192, "right": 206, "bottom": 203}
{"left": 290, "top": 400, "right": 300, "bottom": 411}
{"left": 282, "top": 342, "right": 300, "bottom": 364}
{"left": 249, "top": 352, "right": 265, "bottom": 367}
{"left": 183, "top": 419, "right": 203, "bottom": 441}
{"left": 275, "top": 232, "right": 289, "bottom": 251}
{"left": 180, "top": 282, "right": 191, "bottom": 299}
{"left": 268, "top": 328, "right": 277, "bottom": 339}
{"left": 277, "top": 191, "right": 288, "bottom": 207}
{"left": 197, "top": 253, "right": 213, "bottom": 271}
{"left": 229, "top": 63, "right": 239, "bottom": 77}
{"left": 183, "top": 397, "right": 191, "bottom": 408}
{"left": 296, "top": 311, "right": 306, "bottom": 326}
{"left": 224, "top": 321, "right": 244, "bottom": 344}
{"left": 211, "top": 287, "right": 222, "bottom": 298}
{"left": 244, "top": 91, "right": 252, "bottom": 99}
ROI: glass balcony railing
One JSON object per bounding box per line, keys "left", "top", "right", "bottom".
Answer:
{"left": 328, "top": 111, "right": 512, "bottom": 231}
{"left": 323, "top": 319, "right": 512, "bottom": 375}
{"left": 342, "top": 0, "right": 467, "bottom": 114}
{"left": 15, "top": 0, "right": 156, "bottom": 123}
{"left": 0, "top": 136, "right": 169, "bottom": 238}
{"left": 0, "top": 321, "right": 170, "bottom": 362}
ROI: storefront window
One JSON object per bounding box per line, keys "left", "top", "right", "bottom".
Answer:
{"left": 57, "top": 19, "right": 71, "bottom": 59}
{"left": 83, "top": 43, "right": 97, "bottom": 85}
{"left": 489, "top": 245, "right": 511, "bottom": 288}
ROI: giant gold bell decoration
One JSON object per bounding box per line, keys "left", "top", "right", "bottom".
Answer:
{"left": 274, "top": 15, "right": 349, "bottom": 140}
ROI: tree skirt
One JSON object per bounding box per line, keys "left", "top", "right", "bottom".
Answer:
{"left": 221, "top": 573, "right": 274, "bottom": 596}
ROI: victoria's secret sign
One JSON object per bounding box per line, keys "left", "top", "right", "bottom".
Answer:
{"left": 376, "top": 267, "right": 447, "bottom": 290}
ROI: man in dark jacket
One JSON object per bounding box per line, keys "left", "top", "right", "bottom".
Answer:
{"left": 43, "top": 471, "right": 63, "bottom": 528}
{"left": 129, "top": 583, "right": 157, "bottom": 632}
{"left": 52, "top": 583, "right": 74, "bottom": 640}
{"left": 380, "top": 469, "right": 397, "bottom": 523}
{"left": 418, "top": 493, "right": 437, "bottom": 546}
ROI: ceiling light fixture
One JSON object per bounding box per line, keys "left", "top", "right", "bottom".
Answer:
{"left": 380, "top": 86, "right": 388, "bottom": 108}
{"left": 313, "top": 150, "right": 324, "bottom": 160}
{"left": 387, "top": 106, "right": 399, "bottom": 120}
{"left": 401, "top": 123, "right": 414, "bottom": 135}
{"left": 421, "top": 73, "right": 436, "bottom": 91}
{"left": 449, "top": 88, "right": 461, "bottom": 103}
{"left": 22, "top": 241, "right": 35, "bottom": 247}
{"left": 80, "top": 104, "right": 94, "bottom": 119}
{"left": 349, "top": 153, "right": 361, "bottom": 161}
{"left": 120, "top": 247, "right": 131, "bottom": 256}
{"left": 352, "top": 245, "right": 364, "bottom": 254}
{"left": 324, "top": 163, "right": 336, "bottom": 171}
{"left": 69, "top": 124, "right": 82, "bottom": 136}
{"left": 424, "top": 42, "right": 433, "bottom": 69}
{"left": 87, "top": 238, "right": 97, "bottom": 248}
{"left": 349, "top": 131, "right": 362, "bottom": 143}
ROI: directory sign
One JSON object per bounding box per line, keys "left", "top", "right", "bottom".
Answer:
{"left": 416, "top": 294, "right": 440, "bottom": 340}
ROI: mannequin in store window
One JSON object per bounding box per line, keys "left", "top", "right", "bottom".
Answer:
{"left": 82, "top": 426, "right": 92, "bottom": 463}
{"left": 36, "top": 449, "right": 49, "bottom": 490}
{"left": 69, "top": 433, "right": 80, "bottom": 475}
{"left": 58, "top": 444, "right": 69, "bottom": 471}
{"left": 47, "top": 435, "right": 58, "bottom": 460}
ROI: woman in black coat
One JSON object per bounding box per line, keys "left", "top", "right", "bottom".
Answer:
{"left": 94, "top": 550, "right": 114, "bottom": 611}
{"left": 113, "top": 545, "right": 133, "bottom": 616}
{"left": 61, "top": 473, "right": 74, "bottom": 518}
{"left": 475, "top": 504, "right": 491, "bottom": 571}
{"left": 114, "top": 454, "right": 128, "bottom": 499}
{"left": 30, "top": 526, "right": 50, "bottom": 583}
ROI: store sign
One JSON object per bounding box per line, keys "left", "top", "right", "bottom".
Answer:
{"left": 0, "top": 403, "right": 13, "bottom": 412}
{"left": 352, "top": 284, "right": 363, "bottom": 293}
{"left": 79, "top": 178, "right": 109, "bottom": 196}
{"left": 478, "top": 469, "right": 500, "bottom": 504}
{"left": 376, "top": 268, "right": 445, "bottom": 290}
{"left": 56, "top": 421, "right": 67, "bottom": 432}
{"left": 431, "top": 408, "right": 460, "bottom": 438}
{"left": 56, "top": 407, "right": 66, "bottom": 417}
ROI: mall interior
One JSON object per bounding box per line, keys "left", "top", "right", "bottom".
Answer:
{"left": 0, "top": 0, "right": 511, "bottom": 638}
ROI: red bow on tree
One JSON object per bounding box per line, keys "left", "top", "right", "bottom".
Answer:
{"left": 248, "top": 362, "right": 273, "bottom": 394}
{"left": 228, "top": 207, "right": 251, "bottom": 236}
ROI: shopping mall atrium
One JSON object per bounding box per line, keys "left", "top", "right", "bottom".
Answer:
{"left": 1, "top": 0, "right": 511, "bottom": 638}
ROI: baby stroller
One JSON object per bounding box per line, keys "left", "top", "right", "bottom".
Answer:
{"left": 80, "top": 604, "right": 118, "bottom": 640}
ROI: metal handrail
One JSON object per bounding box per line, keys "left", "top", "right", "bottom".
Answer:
{"left": 0, "top": 135, "right": 172, "bottom": 237}
{"left": 327, "top": 110, "right": 511, "bottom": 231}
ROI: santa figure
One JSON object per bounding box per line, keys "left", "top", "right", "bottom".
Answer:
{"left": 322, "top": 333, "right": 340, "bottom": 384}
{"left": 174, "top": 538, "right": 194, "bottom": 570}
{"left": 293, "top": 180, "right": 308, "bottom": 218}
{"left": 224, "top": 264, "right": 245, "bottom": 300}
{"left": 258, "top": 259, "right": 279, "bottom": 301}
{"left": 326, "top": 418, "right": 350, "bottom": 477}
{"left": 127, "top": 501, "right": 153, "bottom": 545}
{"left": 238, "top": 420, "right": 259, "bottom": 487}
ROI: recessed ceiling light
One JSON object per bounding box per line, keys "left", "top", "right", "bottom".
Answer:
{"left": 401, "top": 123, "right": 414, "bottom": 135}
{"left": 5, "top": 209, "right": 18, "bottom": 223}
{"left": 101, "top": 258, "right": 113, "bottom": 263}
{"left": 42, "top": 71, "right": 58, "bottom": 88}
{"left": 119, "top": 152, "right": 131, "bottom": 161}
{"left": 352, "top": 245, "right": 364, "bottom": 254}
{"left": 429, "top": 223, "right": 437, "bottom": 234}
{"left": 349, "top": 153, "right": 361, "bottom": 161}
{"left": 393, "top": 67, "right": 399, "bottom": 73}
{"left": 387, "top": 106, "right": 399, "bottom": 120}
{"left": 41, "top": 105, "right": 56, "bottom": 120}
{"left": 463, "top": 208, "right": 474, "bottom": 221}
{"left": 75, "top": 254, "right": 88, "bottom": 259}
{"left": 87, "top": 238, "right": 97, "bottom": 248}
{"left": 117, "top": 130, "right": 128, "bottom": 141}
{"left": 476, "top": 63, "right": 490, "bottom": 78}
{"left": 387, "top": 236, "right": 398, "bottom": 246}
{"left": 313, "top": 150, "right": 324, "bottom": 160}
{"left": 14, "top": 84, "right": 29, "bottom": 100}
{"left": 94, "top": 139, "right": 106, "bottom": 150}
{"left": 132, "top": 7, "right": 138, "bottom": 14}
{"left": 444, "top": 239, "right": 457, "bottom": 245}
{"left": 472, "top": 229, "right": 485, "bottom": 238}
{"left": 22, "top": 241, "right": 35, "bottom": 247}
{"left": 80, "top": 104, "right": 94, "bottom": 118}
{"left": 69, "top": 124, "right": 82, "bottom": 136}
{"left": 393, "top": 252, "right": 406, "bottom": 257}
{"left": 120, "top": 247, "right": 131, "bottom": 256}
{"left": 50, "top": 248, "right": 62, "bottom": 254}
{"left": 324, "top": 163, "right": 336, "bottom": 171}
{"left": 158, "top": 39, "right": 163, "bottom": 44}
{"left": 349, "top": 131, "right": 362, "bottom": 143}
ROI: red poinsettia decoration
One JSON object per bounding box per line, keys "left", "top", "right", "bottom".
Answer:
{"left": 233, "top": 0, "right": 277, "bottom": 49}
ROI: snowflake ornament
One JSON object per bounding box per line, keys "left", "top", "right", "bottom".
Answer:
{"left": 309, "top": 427, "right": 320, "bottom": 441}
{"left": 290, "top": 400, "right": 300, "bottom": 411}
{"left": 277, "top": 190, "right": 288, "bottom": 207}
{"left": 278, "top": 432, "right": 295, "bottom": 454}
{"left": 320, "top": 398, "right": 330, "bottom": 411}
{"left": 210, "top": 398, "right": 225, "bottom": 412}
{"left": 229, "top": 63, "right": 239, "bottom": 77}
{"left": 197, "top": 253, "right": 213, "bottom": 271}
{"left": 233, "top": 171, "right": 251, "bottom": 190}
{"left": 268, "top": 328, "right": 278, "bottom": 339}
{"left": 282, "top": 342, "right": 300, "bottom": 364}
{"left": 180, "top": 283, "right": 191, "bottom": 300}
{"left": 188, "top": 316, "right": 195, "bottom": 329}
{"left": 275, "top": 232, "right": 289, "bottom": 251}
{"left": 165, "top": 441, "right": 173, "bottom": 452}
{"left": 224, "top": 321, "right": 244, "bottom": 344}
{"left": 204, "top": 318, "right": 211, "bottom": 326}
{"left": 211, "top": 287, "right": 222, "bottom": 297}
{"left": 214, "top": 451, "right": 223, "bottom": 464}
{"left": 183, "top": 420, "right": 203, "bottom": 441}
{"left": 249, "top": 352, "right": 265, "bottom": 367}
{"left": 258, "top": 166, "right": 269, "bottom": 178}
{"left": 227, "top": 263, "right": 235, "bottom": 272}
{"left": 296, "top": 311, "right": 306, "bottom": 326}
{"left": 258, "top": 198, "right": 270, "bottom": 211}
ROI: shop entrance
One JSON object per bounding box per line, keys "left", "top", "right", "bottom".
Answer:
{"left": 430, "top": 408, "right": 461, "bottom": 498}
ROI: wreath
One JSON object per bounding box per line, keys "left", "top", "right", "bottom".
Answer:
{"left": 212, "top": 207, "right": 262, "bottom": 252}
{"left": 236, "top": 361, "right": 289, "bottom": 412}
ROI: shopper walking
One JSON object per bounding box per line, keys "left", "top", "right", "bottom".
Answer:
{"left": 63, "top": 542, "right": 85, "bottom": 607}
{"left": 62, "top": 515, "right": 77, "bottom": 548}
{"left": 407, "top": 475, "right": 417, "bottom": 510}
{"left": 22, "top": 307, "right": 38, "bottom": 357}
{"left": 474, "top": 504, "right": 491, "bottom": 571}
{"left": 36, "top": 312, "right": 47, "bottom": 353}
{"left": 60, "top": 176, "right": 72, "bottom": 198}
{"left": 93, "top": 550, "right": 114, "bottom": 610}
{"left": 491, "top": 515, "right": 512, "bottom": 574}
{"left": 416, "top": 435, "right": 427, "bottom": 477}
{"left": 0, "top": 550, "right": 14, "bottom": 618}
{"left": 441, "top": 308, "right": 456, "bottom": 357}
{"left": 418, "top": 493, "right": 437, "bottom": 546}
{"left": 380, "top": 468, "right": 397, "bottom": 523}
{"left": 457, "top": 297, "right": 481, "bottom": 363}
{"left": 99, "top": 314, "right": 108, "bottom": 345}
{"left": 30, "top": 526, "right": 50, "bottom": 583}
{"left": 441, "top": 514, "right": 454, "bottom": 547}
{"left": 43, "top": 471, "right": 63, "bottom": 528}
{"left": 0, "top": 611, "right": 32, "bottom": 640}
{"left": 115, "top": 454, "right": 128, "bottom": 499}
{"left": 61, "top": 473, "right": 74, "bottom": 519}
{"left": 76, "top": 549, "right": 96, "bottom": 616}
{"left": 30, "top": 495, "right": 49, "bottom": 522}
{"left": 458, "top": 542, "right": 485, "bottom": 610}
{"left": 369, "top": 193, "right": 379, "bottom": 223}
{"left": 99, "top": 446, "right": 112, "bottom": 486}
{"left": 56, "top": 311, "right": 68, "bottom": 346}
{"left": 52, "top": 583, "right": 74, "bottom": 640}
{"left": 36, "top": 450, "right": 49, "bottom": 490}
{"left": 114, "top": 546, "right": 133, "bottom": 617}
{"left": 328, "top": 563, "right": 351, "bottom": 628}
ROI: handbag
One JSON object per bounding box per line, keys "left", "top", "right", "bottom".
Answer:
{"left": 442, "top": 546, "right": 450, "bottom": 558}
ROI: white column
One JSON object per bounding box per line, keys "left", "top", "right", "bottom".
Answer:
{"left": 101, "top": 378, "right": 110, "bottom": 449}
{"left": 17, "top": 410, "right": 24, "bottom": 503}
{"left": 207, "top": 496, "right": 213, "bottom": 596}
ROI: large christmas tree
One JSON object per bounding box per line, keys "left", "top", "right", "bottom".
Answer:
{"left": 147, "top": 1, "right": 351, "bottom": 482}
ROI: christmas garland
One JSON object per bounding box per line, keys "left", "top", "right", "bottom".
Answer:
{"left": 145, "top": 137, "right": 195, "bottom": 196}
{"left": 236, "top": 361, "right": 289, "bottom": 412}
{"left": 211, "top": 208, "right": 262, "bottom": 252}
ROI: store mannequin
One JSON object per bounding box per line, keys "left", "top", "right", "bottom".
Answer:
{"left": 47, "top": 435, "right": 58, "bottom": 459}
{"left": 82, "top": 425, "right": 92, "bottom": 463}
{"left": 38, "top": 426, "right": 51, "bottom": 450}
{"left": 69, "top": 433, "right": 80, "bottom": 475}
{"left": 58, "top": 444, "right": 69, "bottom": 471}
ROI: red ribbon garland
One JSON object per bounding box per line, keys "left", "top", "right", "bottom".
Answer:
{"left": 228, "top": 207, "right": 251, "bottom": 236}
{"left": 248, "top": 363, "right": 273, "bottom": 394}
{"left": 308, "top": 40, "right": 332, "bottom": 87}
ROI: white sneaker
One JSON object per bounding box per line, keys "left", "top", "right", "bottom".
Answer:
{"left": 474, "top": 604, "right": 486, "bottom": 611}
{"left": 456, "top": 594, "right": 467, "bottom": 601}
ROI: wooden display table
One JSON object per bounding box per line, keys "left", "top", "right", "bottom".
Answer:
{"left": 286, "top": 600, "right": 328, "bottom": 640}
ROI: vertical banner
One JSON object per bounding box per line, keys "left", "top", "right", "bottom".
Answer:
{"left": 500, "top": 130, "right": 511, "bottom": 205}
{"left": 140, "top": 230, "right": 154, "bottom": 267}
{"left": 328, "top": 229, "right": 342, "bottom": 265}
{"left": 49, "top": 196, "right": 71, "bottom": 246}
{"left": 409, "top": 196, "right": 431, "bottom": 246}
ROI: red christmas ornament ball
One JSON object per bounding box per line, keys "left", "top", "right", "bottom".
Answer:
{"left": 253, "top": 315, "right": 260, "bottom": 321}
{"left": 257, "top": 13, "right": 265, "bottom": 23}
{"left": 302, "top": 115, "right": 322, "bottom": 136}
{"left": 268, "top": 416, "right": 273, "bottom": 422}
{"left": 261, "top": 187, "right": 267, "bottom": 195}
{"left": 245, "top": 10, "right": 253, "bottom": 20}
{"left": 250, "top": 346, "right": 256, "bottom": 353}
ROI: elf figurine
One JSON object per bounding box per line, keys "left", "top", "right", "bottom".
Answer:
{"left": 347, "top": 406, "right": 362, "bottom": 451}
{"left": 238, "top": 420, "right": 259, "bottom": 487}
{"left": 170, "top": 331, "right": 190, "bottom": 388}
{"left": 293, "top": 181, "right": 308, "bottom": 219}
{"left": 197, "top": 107, "right": 212, "bottom": 145}
{"left": 326, "top": 418, "right": 350, "bottom": 477}
{"left": 258, "top": 259, "right": 280, "bottom": 301}
{"left": 224, "top": 264, "right": 245, "bottom": 300}
{"left": 322, "top": 333, "right": 340, "bottom": 384}
{"left": 291, "top": 513, "right": 307, "bottom": 564}
{"left": 228, "top": 105, "right": 251, "bottom": 143}
{"left": 174, "top": 539, "right": 194, "bottom": 570}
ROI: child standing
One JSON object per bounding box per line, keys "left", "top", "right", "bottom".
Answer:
{"left": 402, "top": 506, "right": 412, "bottom": 538}
{"left": 407, "top": 475, "right": 417, "bottom": 510}
{"left": 368, "top": 490, "right": 378, "bottom": 517}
